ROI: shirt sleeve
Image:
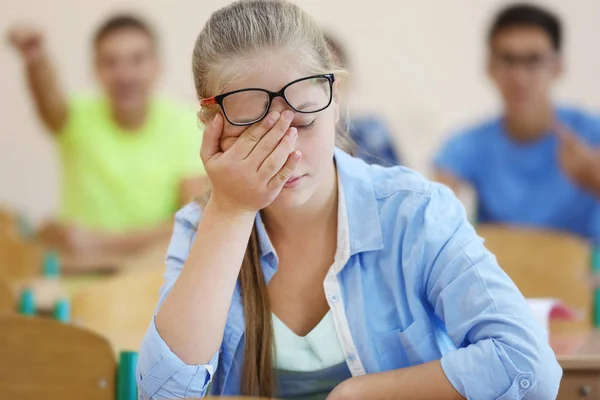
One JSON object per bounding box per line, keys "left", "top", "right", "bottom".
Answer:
{"left": 434, "top": 131, "right": 479, "bottom": 184}
{"left": 570, "top": 112, "right": 600, "bottom": 241}
{"left": 137, "top": 202, "right": 218, "bottom": 399}
{"left": 418, "top": 184, "right": 562, "bottom": 399}
{"left": 588, "top": 202, "right": 600, "bottom": 245}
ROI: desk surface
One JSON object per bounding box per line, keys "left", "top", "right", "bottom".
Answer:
{"left": 62, "top": 240, "right": 168, "bottom": 294}
{"left": 552, "top": 330, "right": 600, "bottom": 370}
{"left": 61, "top": 239, "right": 169, "bottom": 275}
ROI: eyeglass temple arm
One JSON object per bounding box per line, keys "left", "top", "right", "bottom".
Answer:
{"left": 200, "top": 98, "right": 217, "bottom": 106}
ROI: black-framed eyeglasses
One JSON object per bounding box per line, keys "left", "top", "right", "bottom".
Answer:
{"left": 492, "top": 52, "right": 558, "bottom": 72}
{"left": 201, "top": 74, "right": 335, "bottom": 126}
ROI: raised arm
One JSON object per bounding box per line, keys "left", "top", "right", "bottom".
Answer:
{"left": 7, "top": 25, "right": 68, "bottom": 133}
{"left": 137, "top": 110, "right": 301, "bottom": 398}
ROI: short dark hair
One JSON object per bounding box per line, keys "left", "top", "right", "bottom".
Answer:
{"left": 93, "top": 14, "right": 156, "bottom": 47}
{"left": 488, "top": 3, "right": 562, "bottom": 51}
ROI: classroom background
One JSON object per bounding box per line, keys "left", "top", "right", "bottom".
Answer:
{"left": 2, "top": 0, "right": 600, "bottom": 222}
{"left": 3, "top": 0, "right": 600, "bottom": 399}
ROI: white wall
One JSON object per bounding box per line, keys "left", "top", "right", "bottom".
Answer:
{"left": 2, "top": 0, "right": 600, "bottom": 221}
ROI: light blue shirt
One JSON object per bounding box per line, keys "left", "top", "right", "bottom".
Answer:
{"left": 137, "top": 148, "right": 561, "bottom": 399}
{"left": 435, "top": 106, "right": 600, "bottom": 242}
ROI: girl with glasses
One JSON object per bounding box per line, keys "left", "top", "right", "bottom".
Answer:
{"left": 137, "top": 1, "right": 561, "bottom": 399}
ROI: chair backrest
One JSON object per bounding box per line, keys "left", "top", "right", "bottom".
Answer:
{"left": 0, "top": 314, "right": 116, "bottom": 399}
{"left": 477, "top": 224, "right": 592, "bottom": 332}
{"left": 0, "top": 208, "right": 18, "bottom": 237}
{"left": 0, "top": 275, "right": 15, "bottom": 313}
{"left": 0, "top": 234, "right": 43, "bottom": 284}
{"left": 71, "top": 267, "right": 165, "bottom": 354}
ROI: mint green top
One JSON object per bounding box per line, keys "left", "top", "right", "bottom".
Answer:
{"left": 272, "top": 311, "right": 351, "bottom": 399}
{"left": 272, "top": 311, "right": 346, "bottom": 371}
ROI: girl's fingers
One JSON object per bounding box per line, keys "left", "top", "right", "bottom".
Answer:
{"left": 246, "top": 110, "right": 294, "bottom": 165}
{"left": 258, "top": 127, "right": 298, "bottom": 179}
{"left": 200, "top": 113, "right": 225, "bottom": 163}
{"left": 229, "top": 111, "right": 286, "bottom": 160}
{"left": 267, "top": 150, "right": 302, "bottom": 191}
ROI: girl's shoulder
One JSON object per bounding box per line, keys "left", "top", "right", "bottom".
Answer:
{"left": 363, "top": 162, "right": 465, "bottom": 231}
{"left": 367, "top": 163, "right": 434, "bottom": 199}
{"left": 338, "top": 151, "right": 460, "bottom": 226}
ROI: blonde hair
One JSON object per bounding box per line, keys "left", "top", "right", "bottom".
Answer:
{"left": 191, "top": 0, "right": 352, "bottom": 396}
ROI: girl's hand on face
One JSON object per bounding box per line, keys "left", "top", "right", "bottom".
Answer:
{"left": 201, "top": 110, "right": 301, "bottom": 216}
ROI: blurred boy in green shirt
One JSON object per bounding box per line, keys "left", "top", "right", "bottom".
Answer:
{"left": 8, "top": 15, "right": 207, "bottom": 267}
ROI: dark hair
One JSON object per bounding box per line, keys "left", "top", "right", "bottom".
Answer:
{"left": 93, "top": 14, "right": 156, "bottom": 47}
{"left": 488, "top": 3, "right": 562, "bottom": 51}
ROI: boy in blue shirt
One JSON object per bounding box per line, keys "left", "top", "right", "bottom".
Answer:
{"left": 435, "top": 3, "right": 600, "bottom": 241}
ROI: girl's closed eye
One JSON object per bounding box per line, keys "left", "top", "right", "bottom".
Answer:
{"left": 295, "top": 119, "right": 316, "bottom": 130}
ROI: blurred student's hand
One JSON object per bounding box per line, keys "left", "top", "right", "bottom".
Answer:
{"left": 556, "top": 123, "right": 600, "bottom": 197}
{"left": 38, "top": 221, "right": 96, "bottom": 256}
{"left": 6, "top": 25, "right": 44, "bottom": 63}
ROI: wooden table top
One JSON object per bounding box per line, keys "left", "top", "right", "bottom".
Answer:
{"left": 61, "top": 239, "right": 169, "bottom": 275}
{"left": 552, "top": 330, "right": 600, "bottom": 370}
{"left": 62, "top": 240, "right": 169, "bottom": 294}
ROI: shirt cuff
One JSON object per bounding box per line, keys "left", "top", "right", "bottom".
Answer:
{"left": 440, "top": 340, "right": 525, "bottom": 400}
{"left": 137, "top": 317, "right": 219, "bottom": 399}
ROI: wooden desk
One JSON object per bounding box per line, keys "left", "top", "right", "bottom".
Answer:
{"left": 61, "top": 238, "right": 168, "bottom": 275}
{"left": 554, "top": 330, "right": 600, "bottom": 399}
{"left": 62, "top": 239, "right": 168, "bottom": 295}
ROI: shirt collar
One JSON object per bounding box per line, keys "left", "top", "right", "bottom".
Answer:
{"left": 334, "top": 147, "right": 383, "bottom": 255}
{"left": 255, "top": 147, "right": 383, "bottom": 260}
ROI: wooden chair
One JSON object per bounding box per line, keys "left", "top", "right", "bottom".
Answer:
{"left": 0, "top": 275, "right": 15, "bottom": 313}
{"left": 0, "top": 208, "right": 18, "bottom": 237}
{"left": 477, "top": 224, "right": 592, "bottom": 333}
{"left": 0, "top": 314, "right": 137, "bottom": 400}
{"left": 0, "top": 234, "right": 44, "bottom": 284}
{"left": 71, "top": 267, "right": 165, "bottom": 354}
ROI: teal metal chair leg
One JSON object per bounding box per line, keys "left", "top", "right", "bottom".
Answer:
{"left": 593, "top": 247, "right": 600, "bottom": 327}
{"left": 117, "top": 351, "right": 139, "bottom": 400}
{"left": 19, "top": 289, "right": 36, "bottom": 316}
{"left": 53, "top": 298, "right": 71, "bottom": 323}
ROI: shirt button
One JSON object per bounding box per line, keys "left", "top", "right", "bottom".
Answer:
{"left": 328, "top": 294, "right": 339, "bottom": 303}
{"left": 347, "top": 353, "right": 356, "bottom": 362}
{"left": 519, "top": 378, "right": 531, "bottom": 389}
